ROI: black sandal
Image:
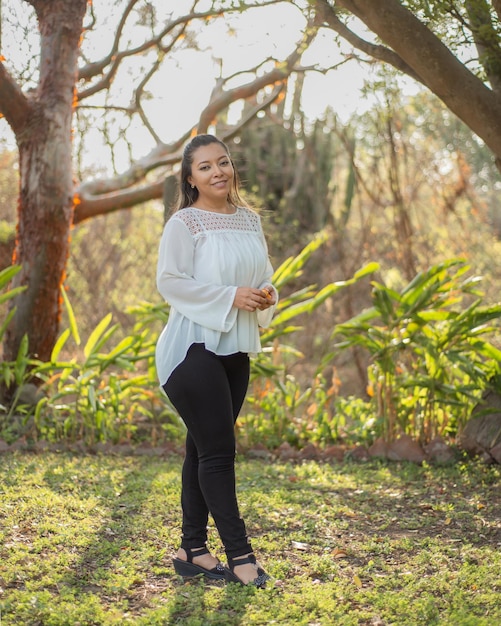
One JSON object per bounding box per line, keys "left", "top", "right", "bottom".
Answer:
{"left": 224, "top": 554, "right": 270, "bottom": 588}
{"left": 172, "top": 546, "right": 226, "bottom": 580}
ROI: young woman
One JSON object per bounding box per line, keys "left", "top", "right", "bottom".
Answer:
{"left": 156, "top": 134, "right": 277, "bottom": 587}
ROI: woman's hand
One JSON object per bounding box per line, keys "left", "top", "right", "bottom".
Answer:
{"left": 258, "top": 285, "right": 276, "bottom": 310}
{"left": 234, "top": 286, "right": 276, "bottom": 312}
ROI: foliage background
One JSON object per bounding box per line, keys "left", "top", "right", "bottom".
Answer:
{"left": 1, "top": 36, "right": 501, "bottom": 451}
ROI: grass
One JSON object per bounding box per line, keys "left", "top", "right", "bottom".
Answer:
{"left": 0, "top": 452, "right": 500, "bottom": 625}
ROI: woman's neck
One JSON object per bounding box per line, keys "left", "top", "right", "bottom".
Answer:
{"left": 192, "top": 201, "right": 235, "bottom": 214}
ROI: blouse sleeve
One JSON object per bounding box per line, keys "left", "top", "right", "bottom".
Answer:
{"left": 156, "top": 218, "right": 238, "bottom": 332}
{"left": 256, "top": 222, "right": 278, "bottom": 329}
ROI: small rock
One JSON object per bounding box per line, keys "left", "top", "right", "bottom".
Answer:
{"left": 247, "top": 443, "right": 272, "bottom": 460}
{"left": 68, "top": 441, "right": 88, "bottom": 454}
{"left": 298, "top": 443, "right": 319, "bottom": 460}
{"left": 18, "top": 383, "right": 45, "bottom": 406}
{"left": 33, "top": 440, "right": 50, "bottom": 452}
{"left": 349, "top": 444, "right": 370, "bottom": 461}
{"left": 368, "top": 438, "right": 388, "bottom": 459}
{"left": 479, "top": 450, "right": 495, "bottom": 464}
{"left": 460, "top": 392, "right": 501, "bottom": 454}
{"left": 489, "top": 442, "right": 501, "bottom": 464}
{"left": 423, "top": 436, "right": 456, "bottom": 465}
{"left": 275, "top": 441, "right": 297, "bottom": 461}
{"left": 321, "top": 445, "right": 345, "bottom": 462}
{"left": 387, "top": 435, "right": 426, "bottom": 464}
{"left": 111, "top": 444, "right": 135, "bottom": 456}
{"left": 8, "top": 438, "right": 27, "bottom": 452}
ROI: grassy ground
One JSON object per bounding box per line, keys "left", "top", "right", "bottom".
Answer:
{"left": 0, "top": 451, "right": 500, "bottom": 625}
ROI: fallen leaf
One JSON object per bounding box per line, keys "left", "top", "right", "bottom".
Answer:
{"left": 353, "top": 574, "right": 363, "bottom": 588}
{"left": 332, "top": 548, "right": 348, "bottom": 559}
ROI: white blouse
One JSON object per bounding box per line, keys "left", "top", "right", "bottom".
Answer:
{"left": 155, "top": 206, "right": 277, "bottom": 387}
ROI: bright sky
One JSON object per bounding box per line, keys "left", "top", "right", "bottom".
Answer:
{"left": 0, "top": 1, "right": 419, "bottom": 172}
{"left": 142, "top": 3, "right": 375, "bottom": 143}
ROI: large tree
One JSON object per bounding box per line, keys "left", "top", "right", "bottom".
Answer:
{"left": 0, "top": 0, "right": 317, "bottom": 367}
{"left": 315, "top": 0, "right": 501, "bottom": 171}
{"left": 2, "top": 0, "right": 500, "bottom": 373}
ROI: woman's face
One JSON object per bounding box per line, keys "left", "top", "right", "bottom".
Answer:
{"left": 187, "top": 143, "right": 234, "bottom": 207}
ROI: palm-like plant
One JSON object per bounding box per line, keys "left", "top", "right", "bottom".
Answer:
{"left": 329, "top": 259, "right": 501, "bottom": 443}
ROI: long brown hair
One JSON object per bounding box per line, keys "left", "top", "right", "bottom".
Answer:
{"left": 174, "top": 134, "right": 249, "bottom": 211}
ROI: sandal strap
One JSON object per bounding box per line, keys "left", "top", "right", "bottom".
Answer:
{"left": 228, "top": 553, "right": 257, "bottom": 569}
{"left": 184, "top": 546, "right": 209, "bottom": 564}
{"left": 226, "top": 553, "right": 270, "bottom": 588}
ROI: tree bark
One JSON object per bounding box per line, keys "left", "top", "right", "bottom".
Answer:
{"left": 319, "top": 0, "right": 501, "bottom": 168}
{"left": 3, "top": 0, "right": 87, "bottom": 363}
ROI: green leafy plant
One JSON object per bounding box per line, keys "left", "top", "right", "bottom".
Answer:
{"left": 242, "top": 233, "right": 379, "bottom": 448}
{"left": 328, "top": 258, "right": 501, "bottom": 444}
{"left": 240, "top": 372, "right": 375, "bottom": 449}
{"left": 0, "top": 265, "right": 28, "bottom": 387}
{"left": 0, "top": 238, "right": 378, "bottom": 448}
{"left": 0, "top": 265, "right": 33, "bottom": 438}
{"left": 31, "top": 297, "right": 182, "bottom": 445}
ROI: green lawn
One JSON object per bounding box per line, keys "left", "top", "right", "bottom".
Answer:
{"left": 0, "top": 451, "right": 500, "bottom": 625}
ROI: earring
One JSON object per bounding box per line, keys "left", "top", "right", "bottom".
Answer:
{"left": 190, "top": 184, "right": 195, "bottom": 189}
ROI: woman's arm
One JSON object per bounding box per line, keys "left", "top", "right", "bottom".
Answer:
{"left": 156, "top": 218, "right": 238, "bottom": 332}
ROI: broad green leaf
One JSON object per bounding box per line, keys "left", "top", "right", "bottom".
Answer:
{"left": 14, "top": 334, "right": 29, "bottom": 385}
{"left": 412, "top": 310, "right": 455, "bottom": 322}
{"left": 354, "top": 261, "right": 380, "bottom": 279}
{"left": 0, "top": 286, "right": 26, "bottom": 306}
{"left": 51, "top": 328, "right": 71, "bottom": 362}
{"left": 272, "top": 231, "right": 328, "bottom": 288}
{"left": 88, "top": 385, "right": 97, "bottom": 412}
{"left": 272, "top": 299, "right": 317, "bottom": 325}
{"left": 102, "top": 336, "right": 136, "bottom": 360}
{"left": 0, "top": 307, "right": 16, "bottom": 343}
{"left": 0, "top": 264, "right": 22, "bottom": 288}
{"left": 83, "top": 314, "right": 113, "bottom": 358}
{"left": 61, "top": 286, "right": 81, "bottom": 346}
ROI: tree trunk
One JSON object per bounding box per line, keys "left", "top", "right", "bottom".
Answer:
{"left": 4, "top": 0, "right": 87, "bottom": 363}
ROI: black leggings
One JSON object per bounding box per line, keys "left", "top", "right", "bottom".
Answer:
{"left": 163, "top": 343, "right": 252, "bottom": 559}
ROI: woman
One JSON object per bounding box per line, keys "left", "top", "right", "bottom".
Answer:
{"left": 156, "top": 134, "right": 277, "bottom": 588}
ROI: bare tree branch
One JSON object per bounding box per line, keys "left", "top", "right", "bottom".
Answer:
{"left": 134, "top": 55, "right": 164, "bottom": 145}
{"left": 198, "top": 15, "right": 318, "bottom": 131}
{"left": 221, "top": 83, "right": 286, "bottom": 141}
{"left": 75, "top": 12, "right": 316, "bottom": 214}
{"left": 77, "top": 8, "right": 215, "bottom": 100}
{"left": 74, "top": 82, "right": 286, "bottom": 223}
{"left": 78, "top": 0, "right": 147, "bottom": 82}
{"left": 318, "top": 0, "right": 501, "bottom": 167}
{"left": 0, "top": 61, "right": 31, "bottom": 135}
{"left": 316, "top": 1, "right": 422, "bottom": 84}
{"left": 77, "top": 137, "right": 186, "bottom": 198}
{"left": 77, "top": 1, "right": 294, "bottom": 101}
{"left": 74, "top": 179, "right": 165, "bottom": 223}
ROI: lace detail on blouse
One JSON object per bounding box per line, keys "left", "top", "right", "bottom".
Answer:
{"left": 172, "top": 207, "right": 260, "bottom": 239}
